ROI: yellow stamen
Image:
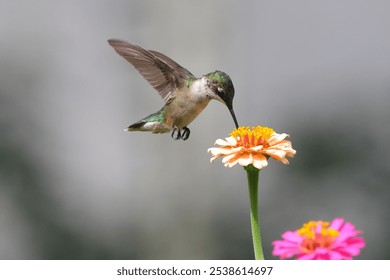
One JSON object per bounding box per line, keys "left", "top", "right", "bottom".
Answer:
{"left": 298, "top": 221, "right": 339, "bottom": 238}
{"left": 230, "top": 126, "right": 275, "bottom": 148}
{"left": 298, "top": 220, "right": 340, "bottom": 253}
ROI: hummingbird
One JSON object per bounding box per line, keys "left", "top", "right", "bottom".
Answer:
{"left": 108, "top": 39, "right": 239, "bottom": 140}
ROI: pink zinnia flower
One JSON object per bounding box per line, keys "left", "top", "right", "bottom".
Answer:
{"left": 272, "top": 218, "right": 365, "bottom": 260}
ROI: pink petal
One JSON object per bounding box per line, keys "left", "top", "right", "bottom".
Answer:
{"left": 297, "top": 252, "right": 317, "bottom": 260}
{"left": 333, "top": 237, "right": 365, "bottom": 256}
{"left": 336, "top": 246, "right": 361, "bottom": 257}
{"left": 326, "top": 250, "right": 344, "bottom": 260}
{"left": 281, "top": 231, "right": 302, "bottom": 242}
{"left": 298, "top": 248, "right": 339, "bottom": 260}
{"left": 330, "top": 218, "right": 345, "bottom": 231}
{"left": 272, "top": 231, "right": 303, "bottom": 259}
{"left": 334, "top": 231, "right": 360, "bottom": 245}
{"left": 338, "top": 222, "right": 356, "bottom": 234}
{"left": 329, "top": 218, "right": 344, "bottom": 230}
{"left": 272, "top": 242, "right": 301, "bottom": 259}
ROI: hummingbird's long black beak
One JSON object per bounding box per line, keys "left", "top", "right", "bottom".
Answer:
{"left": 229, "top": 108, "right": 239, "bottom": 129}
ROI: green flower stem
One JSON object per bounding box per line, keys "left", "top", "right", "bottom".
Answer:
{"left": 244, "top": 164, "right": 264, "bottom": 260}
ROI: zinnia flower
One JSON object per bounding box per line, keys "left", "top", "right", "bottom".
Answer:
{"left": 272, "top": 218, "right": 365, "bottom": 260}
{"left": 208, "top": 126, "right": 296, "bottom": 169}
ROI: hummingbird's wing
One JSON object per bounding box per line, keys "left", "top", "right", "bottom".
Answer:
{"left": 108, "top": 39, "right": 196, "bottom": 103}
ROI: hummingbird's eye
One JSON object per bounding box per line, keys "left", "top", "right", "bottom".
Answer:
{"left": 217, "top": 87, "right": 224, "bottom": 93}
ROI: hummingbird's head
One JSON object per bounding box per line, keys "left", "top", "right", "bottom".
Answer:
{"left": 205, "top": 71, "right": 239, "bottom": 128}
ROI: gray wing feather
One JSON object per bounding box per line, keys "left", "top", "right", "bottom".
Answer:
{"left": 108, "top": 39, "right": 195, "bottom": 103}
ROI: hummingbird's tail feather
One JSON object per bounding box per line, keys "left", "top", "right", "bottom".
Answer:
{"left": 124, "top": 110, "right": 172, "bottom": 134}
{"left": 125, "top": 121, "right": 147, "bottom": 131}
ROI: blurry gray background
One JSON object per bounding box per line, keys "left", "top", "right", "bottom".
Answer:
{"left": 1, "top": 0, "right": 389, "bottom": 259}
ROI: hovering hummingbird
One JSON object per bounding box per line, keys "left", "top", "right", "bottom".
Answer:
{"left": 108, "top": 39, "right": 239, "bottom": 140}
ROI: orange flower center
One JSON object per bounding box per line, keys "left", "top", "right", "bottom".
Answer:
{"left": 298, "top": 221, "right": 340, "bottom": 253}
{"left": 230, "top": 126, "right": 274, "bottom": 148}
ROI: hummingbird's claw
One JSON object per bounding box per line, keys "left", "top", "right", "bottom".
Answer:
{"left": 171, "top": 127, "right": 190, "bottom": 140}
{"left": 171, "top": 127, "right": 181, "bottom": 140}
{"left": 181, "top": 127, "right": 190, "bottom": 140}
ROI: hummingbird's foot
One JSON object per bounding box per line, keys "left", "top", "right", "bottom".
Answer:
{"left": 171, "top": 127, "right": 181, "bottom": 140}
{"left": 181, "top": 127, "right": 190, "bottom": 140}
{"left": 171, "top": 127, "right": 190, "bottom": 140}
